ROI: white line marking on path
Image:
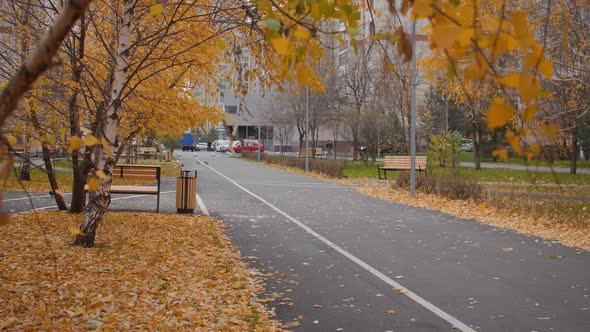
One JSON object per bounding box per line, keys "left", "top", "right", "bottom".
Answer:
{"left": 201, "top": 162, "right": 476, "bottom": 332}
{"left": 196, "top": 193, "right": 209, "bottom": 216}
{"left": 27, "top": 190, "right": 176, "bottom": 212}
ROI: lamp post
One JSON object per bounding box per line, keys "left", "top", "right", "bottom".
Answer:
{"left": 410, "top": 19, "right": 417, "bottom": 197}
{"left": 305, "top": 86, "right": 309, "bottom": 172}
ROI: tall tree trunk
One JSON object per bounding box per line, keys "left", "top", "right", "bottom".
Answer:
{"left": 570, "top": 128, "right": 578, "bottom": 175}
{"left": 18, "top": 2, "right": 31, "bottom": 182}
{"left": 75, "top": 0, "right": 132, "bottom": 247}
{"left": 68, "top": 14, "right": 87, "bottom": 213}
{"left": 29, "top": 108, "right": 67, "bottom": 209}
{"left": 41, "top": 144, "right": 67, "bottom": 210}
{"left": 473, "top": 121, "right": 481, "bottom": 170}
{"left": 18, "top": 139, "right": 31, "bottom": 181}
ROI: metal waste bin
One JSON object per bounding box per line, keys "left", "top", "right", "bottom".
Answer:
{"left": 176, "top": 170, "right": 197, "bottom": 213}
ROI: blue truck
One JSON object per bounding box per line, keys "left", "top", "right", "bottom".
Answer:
{"left": 180, "top": 133, "right": 199, "bottom": 151}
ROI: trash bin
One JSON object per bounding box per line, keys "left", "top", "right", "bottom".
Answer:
{"left": 176, "top": 170, "right": 197, "bottom": 213}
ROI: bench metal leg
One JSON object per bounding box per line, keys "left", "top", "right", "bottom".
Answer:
{"left": 378, "top": 166, "right": 381, "bottom": 180}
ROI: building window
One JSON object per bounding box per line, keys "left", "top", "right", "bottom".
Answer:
{"left": 224, "top": 106, "right": 237, "bottom": 114}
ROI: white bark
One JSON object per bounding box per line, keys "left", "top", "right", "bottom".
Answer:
{"left": 0, "top": 0, "right": 93, "bottom": 126}
{"left": 77, "top": 0, "right": 133, "bottom": 247}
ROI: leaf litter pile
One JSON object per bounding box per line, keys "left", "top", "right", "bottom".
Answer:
{"left": 0, "top": 211, "right": 281, "bottom": 331}
{"left": 357, "top": 186, "right": 590, "bottom": 250}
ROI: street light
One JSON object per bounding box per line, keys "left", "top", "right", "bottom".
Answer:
{"left": 410, "top": 19, "right": 417, "bottom": 197}
{"left": 305, "top": 85, "right": 309, "bottom": 172}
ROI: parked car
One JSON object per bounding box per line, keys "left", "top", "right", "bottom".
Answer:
{"left": 225, "top": 139, "right": 265, "bottom": 153}
{"left": 197, "top": 142, "right": 208, "bottom": 151}
{"left": 460, "top": 139, "right": 474, "bottom": 152}
{"left": 213, "top": 140, "right": 229, "bottom": 152}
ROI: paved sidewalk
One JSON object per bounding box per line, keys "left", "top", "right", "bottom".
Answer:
{"left": 183, "top": 151, "right": 589, "bottom": 332}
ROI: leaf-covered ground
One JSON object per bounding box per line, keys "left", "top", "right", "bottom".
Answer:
{"left": 355, "top": 187, "right": 590, "bottom": 250}
{"left": 0, "top": 211, "right": 280, "bottom": 331}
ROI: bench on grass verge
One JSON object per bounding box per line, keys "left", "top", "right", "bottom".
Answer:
{"left": 378, "top": 156, "right": 427, "bottom": 180}
{"left": 85, "top": 164, "right": 162, "bottom": 212}
{"left": 298, "top": 148, "right": 327, "bottom": 159}
{"left": 138, "top": 147, "right": 158, "bottom": 159}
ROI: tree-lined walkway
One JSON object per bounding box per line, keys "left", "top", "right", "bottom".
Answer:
{"left": 185, "top": 152, "right": 589, "bottom": 331}
{"left": 4, "top": 151, "right": 589, "bottom": 331}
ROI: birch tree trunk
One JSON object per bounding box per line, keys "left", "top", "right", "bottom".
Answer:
{"left": 69, "top": 14, "right": 88, "bottom": 213}
{"left": 0, "top": 0, "right": 93, "bottom": 128}
{"left": 75, "top": 0, "right": 132, "bottom": 247}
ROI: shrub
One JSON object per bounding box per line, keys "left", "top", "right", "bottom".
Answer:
{"left": 427, "top": 131, "right": 462, "bottom": 171}
{"left": 396, "top": 171, "right": 482, "bottom": 201}
{"left": 241, "top": 152, "right": 347, "bottom": 177}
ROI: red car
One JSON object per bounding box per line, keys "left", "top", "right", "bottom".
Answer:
{"left": 226, "top": 139, "right": 265, "bottom": 153}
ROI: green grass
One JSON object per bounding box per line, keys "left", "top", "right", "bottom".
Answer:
{"left": 2, "top": 167, "right": 73, "bottom": 192}
{"left": 136, "top": 160, "right": 182, "bottom": 177}
{"left": 432, "top": 167, "right": 590, "bottom": 185}
{"left": 342, "top": 161, "right": 590, "bottom": 185}
{"left": 342, "top": 161, "right": 381, "bottom": 178}
{"left": 459, "top": 151, "right": 590, "bottom": 169}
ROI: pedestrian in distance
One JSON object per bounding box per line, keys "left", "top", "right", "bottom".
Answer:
{"left": 326, "top": 140, "right": 333, "bottom": 157}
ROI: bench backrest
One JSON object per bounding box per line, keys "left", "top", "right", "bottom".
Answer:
{"left": 90, "top": 164, "right": 161, "bottom": 181}
{"left": 113, "top": 164, "right": 161, "bottom": 180}
{"left": 138, "top": 147, "right": 157, "bottom": 153}
{"left": 299, "top": 148, "right": 325, "bottom": 157}
{"left": 383, "top": 156, "right": 427, "bottom": 170}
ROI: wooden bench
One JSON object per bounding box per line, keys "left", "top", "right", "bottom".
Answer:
{"left": 298, "top": 148, "right": 327, "bottom": 158}
{"left": 85, "top": 164, "right": 162, "bottom": 212}
{"left": 138, "top": 147, "right": 158, "bottom": 159}
{"left": 378, "top": 156, "right": 427, "bottom": 179}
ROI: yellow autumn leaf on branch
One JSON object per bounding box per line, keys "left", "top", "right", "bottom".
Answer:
{"left": 271, "top": 37, "right": 291, "bottom": 56}
{"left": 87, "top": 178, "right": 100, "bottom": 192}
{"left": 542, "top": 123, "right": 558, "bottom": 142}
{"left": 95, "top": 170, "right": 106, "bottom": 179}
{"left": 518, "top": 75, "right": 541, "bottom": 104}
{"left": 487, "top": 98, "right": 514, "bottom": 129}
{"left": 522, "top": 104, "right": 538, "bottom": 124}
{"left": 499, "top": 73, "right": 521, "bottom": 89}
{"left": 69, "top": 136, "right": 83, "bottom": 151}
{"left": 150, "top": 4, "right": 164, "bottom": 16}
{"left": 84, "top": 134, "right": 99, "bottom": 146}
{"left": 492, "top": 148, "right": 509, "bottom": 161}
{"left": 215, "top": 39, "right": 226, "bottom": 50}
{"left": 412, "top": 0, "right": 434, "bottom": 19}
{"left": 294, "top": 27, "right": 311, "bottom": 40}
{"left": 4, "top": 134, "right": 17, "bottom": 147}
{"left": 539, "top": 59, "right": 553, "bottom": 80}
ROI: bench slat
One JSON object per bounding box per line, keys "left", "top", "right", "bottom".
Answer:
{"left": 84, "top": 185, "right": 158, "bottom": 194}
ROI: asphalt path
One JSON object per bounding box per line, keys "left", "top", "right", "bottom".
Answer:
{"left": 183, "top": 151, "right": 589, "bottom": 332}
{"left": 4, "top": 151, "right": 589, "bottom": 331}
